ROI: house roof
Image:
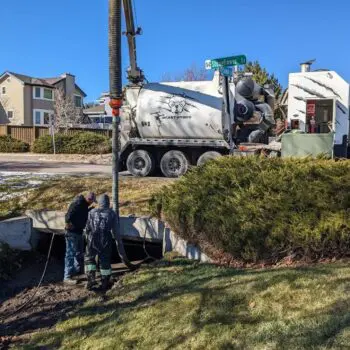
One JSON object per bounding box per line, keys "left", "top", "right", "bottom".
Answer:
{"left": 43, "top": 77, "right": 64, "bottom": 85}
{"left": 83, "top": 105, "right": 105, "bottom": 115}
{"left": 0, "top": 71, "right": 87, "bottom": 96}
{"left": 74, "top": 84, "right": 87, "bottom": 98}
{"left": 6, "top": 72, "right": 56, "bottom": 88}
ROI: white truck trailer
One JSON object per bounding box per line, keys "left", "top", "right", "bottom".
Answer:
{"left": 285, "top": 61, "right": 350, "bottom": 158}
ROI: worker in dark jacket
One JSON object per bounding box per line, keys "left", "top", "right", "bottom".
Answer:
{"left": 64, "top": 192, "right": 96, "bottom": 284}
{"left": 84, "top": 194, "right": 117, "bottom": 291}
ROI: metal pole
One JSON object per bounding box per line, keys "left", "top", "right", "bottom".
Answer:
{"left": 222, "top": 76, "right": 234, "bottom": 154}
{"left": 109, "top": 0, "right": 122, "bottom": 213}
{"left": 50, "top": 114, "right": 56, "bottom": 155}
{"left": 52, "top": 128, "right": 56, "bottom": 155}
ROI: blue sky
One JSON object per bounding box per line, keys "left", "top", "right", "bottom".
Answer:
{"left": 1, "top": 0, "right": 350, "bottom": 101}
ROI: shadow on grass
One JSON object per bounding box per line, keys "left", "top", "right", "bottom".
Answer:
{"left": 24, "top": 259, "right": 350, "bottom": 349}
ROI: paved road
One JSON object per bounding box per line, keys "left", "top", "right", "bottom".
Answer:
{"left": 0, "top": 154, "right": 113, "bottom": 174}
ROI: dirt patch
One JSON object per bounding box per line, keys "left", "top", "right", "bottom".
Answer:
{"left": 0, "top": 254, "right": 91, "bottom": 349}
{"left": 0, "top": 249, "right": 135, "bottom": 349}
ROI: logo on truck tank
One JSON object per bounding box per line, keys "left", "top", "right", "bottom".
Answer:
{"left": 151, "top": 93, "right": 197, "bottom": 121}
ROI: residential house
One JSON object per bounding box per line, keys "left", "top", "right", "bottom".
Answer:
{"left": 0, "top": 72, "right": 86, "bottom": 126}
{"left": 83, "top": 92, "right": 113, "bottom": 129}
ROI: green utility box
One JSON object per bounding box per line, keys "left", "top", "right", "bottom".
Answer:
{"left": 281, "top": 133, "right": 335, "bottom": 158}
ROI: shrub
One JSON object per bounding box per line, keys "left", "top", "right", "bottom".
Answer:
{"left": 151, "top": 157, "right": 350, "bottom": 264}
{"left": 32, "top": 134, "right": 70, "bottom": 154}
{"left": 32, "top": 132, "right": 111, "bottom": 154}
{"left": 0, "top": 135, "right": 30, "bottom": 152}
{"left": 67, "top": 132, "right": 111, "bottom": 154}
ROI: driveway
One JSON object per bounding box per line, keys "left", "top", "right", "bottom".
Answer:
{"left": 0, "top": 153, "right": 112, "bottom": 174}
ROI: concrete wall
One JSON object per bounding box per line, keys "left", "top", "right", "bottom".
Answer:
{"left": 26, "top": 210, "right": 211, "bottom": 262}
{"left": 0, "top": 216, "right": 32, "bottom": 250}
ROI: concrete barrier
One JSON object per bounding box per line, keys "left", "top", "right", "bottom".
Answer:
{"left": 163, "top": 230, "right": 211, "bottom": 262}
{"left": 26, "top": 210, "right": 211, "bottom": 262}
{"left": 25, "top": 210, "right": 66, "bottom": 233}
{"left": 0, "top": 216, "right": 32, "bottom": 250}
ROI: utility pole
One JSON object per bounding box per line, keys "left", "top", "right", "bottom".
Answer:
{"left": 109, "top": 0, "right": 123, "bottom": 214}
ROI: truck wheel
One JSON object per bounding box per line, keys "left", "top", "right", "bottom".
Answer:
{"left": 160, "top": 150, "right": 189, "bottom": 178}
{"left": 126, "top": 150, "right": 155, "bottom": 177}
{"left": 197, "top": 151, "right": 222, "bottom": 166}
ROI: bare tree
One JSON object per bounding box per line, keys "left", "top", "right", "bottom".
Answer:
{"left": 53, "top": 88, "right": 81, "bottom": 133}
{"left": 162, "top": 64, "right": 209, "bottom": 82}
{"left": 182, "top": 64, "right": 208, "bottom": 81}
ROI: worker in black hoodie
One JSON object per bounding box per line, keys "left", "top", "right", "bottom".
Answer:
{"left": 64, "top": 192, "right": 96, "bottom": 284}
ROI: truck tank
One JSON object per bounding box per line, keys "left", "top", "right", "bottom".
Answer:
{"left": 133, "top": 75, "right": 224, "bottom": 140}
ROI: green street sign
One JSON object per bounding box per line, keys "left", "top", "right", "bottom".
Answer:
{"left": 205, "top": 55, "right": 247, "bottom": 70}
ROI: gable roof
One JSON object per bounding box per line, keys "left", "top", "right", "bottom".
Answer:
{"left": 7, "top": 72, "right": 55, "bottom": 88}
{"left": 83, "top": 104, "right": 105, "bottom": 115}
{"left": 74, "top": 84, "right": 87, "bottom": 98}
{"left": 43, "top": 77, "right": 64, "bottom": 85}
{"left": 0, "top": 71, "right": 86, "bottom": 96}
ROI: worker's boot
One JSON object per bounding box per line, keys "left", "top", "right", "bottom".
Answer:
{"left": 86, "top": 271, "right": 96, "bottom": 290}
{"left": 100, "top": 276, "right": 111, "bottom": 291}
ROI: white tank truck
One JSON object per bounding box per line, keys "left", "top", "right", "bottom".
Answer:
{"left": 119, "top": 75, "right": 276, "bottom": 177}
{"left": 117, "top": 0, "right": 276, "bottom": 177}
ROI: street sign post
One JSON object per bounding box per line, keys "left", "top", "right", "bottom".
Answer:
{"left": 219, "top": 67, "right": 233, "bottom": 77}
{"left": 205, "top": 55, "right": 246, "bottom": 70}
{"left": 205, "top": 54, "right": 247, "bottom": 154}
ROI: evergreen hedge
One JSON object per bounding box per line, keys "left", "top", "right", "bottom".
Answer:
{"left": 32, "top": 132, "right": 111, "bottom": 154}
{"left": 0, "top": 135, "right": 29, "bottom": 153}
{"left": 151, "top": 157, "right": 350, "bottom": 263}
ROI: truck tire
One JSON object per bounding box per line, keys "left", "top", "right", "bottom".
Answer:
{"left": 197, "top": 151, "right": 222, "bottom": 166}
{"left": 126, "top": 150, "right": 155, "bottom": 177}
{"left": 160, "top": 150, "right": 189, "bottom": 178}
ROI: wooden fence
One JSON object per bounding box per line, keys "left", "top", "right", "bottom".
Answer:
{"left": 0, "top": 125, "right": 113, "bottom": 145}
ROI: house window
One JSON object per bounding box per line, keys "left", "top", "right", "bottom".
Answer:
{"left": 1, "top": 86, "right": 6, "bottom": 95}
{"left": 33, "top": 87, "right": 54, "bottom": 100}
{"left": 35, "top": 111, "right": 41, "bottom": 125}
{"left": 74, "top": 95, "right": 82, "bottom": 108}
{"left": 43, "top": 112, "right": 50, "bottom": 125}
{"left": 34, "top": 87, "right": 41, "bottom": 98}
{"left": 44, "top": 88, "right": 53, "bottom": 100}
{"left": 7, "top": 111, "right": 13, "bottom": 119}
{"left": 33, "top": 109, "right": 54, "bottom": 126}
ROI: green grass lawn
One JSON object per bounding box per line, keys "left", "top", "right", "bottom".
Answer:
{"left": 0, "top": 176, "right": 173, "bottom": 220}
{"left": 25, "top": 258, "right": 350, "bottom": 349}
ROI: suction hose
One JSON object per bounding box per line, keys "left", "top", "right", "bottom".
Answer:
{"left": 109, "top": 0, "right": 142, "bottom": 270}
